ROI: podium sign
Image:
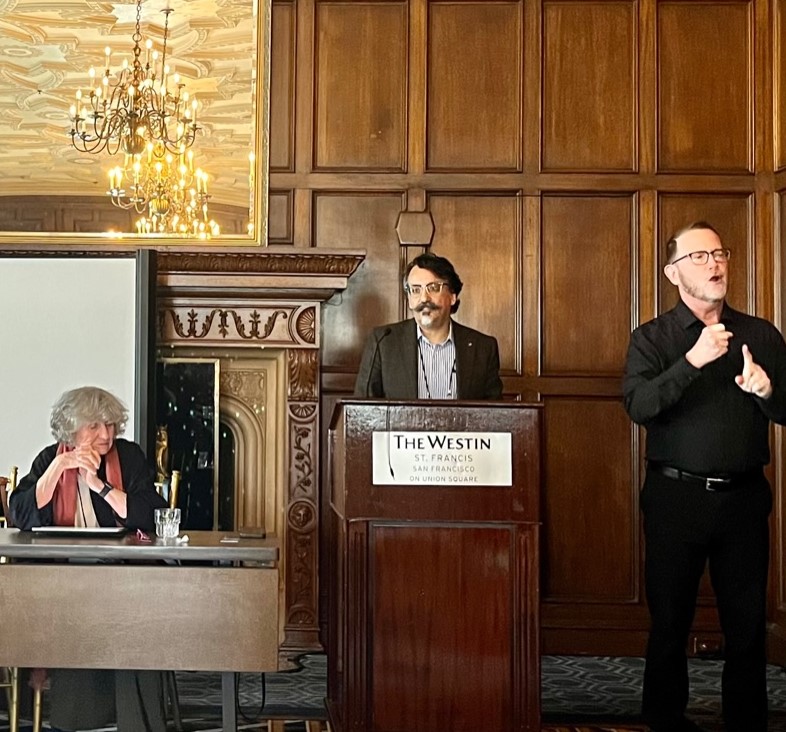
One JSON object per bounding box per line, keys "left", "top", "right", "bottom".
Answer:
{"left": 371, "top": 430, "right": 512, "bottom": 485}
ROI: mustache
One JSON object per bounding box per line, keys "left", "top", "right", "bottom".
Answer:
{"left": 415, "top": 303, "right": 440, "bottom": 313}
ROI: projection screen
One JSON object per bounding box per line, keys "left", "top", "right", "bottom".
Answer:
{"left": 0, "top": 251, "right": 154, "bottom": 480}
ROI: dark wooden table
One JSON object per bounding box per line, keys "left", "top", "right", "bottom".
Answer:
{"left": 0, "top": 529, "right": 280, "bottom": 731}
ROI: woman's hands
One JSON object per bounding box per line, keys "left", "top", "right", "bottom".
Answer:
{"left": 58, "top": 443, "right": 100, "bottom": 472}
{"left": 58, "top": 444, "right": 104, "bottom": 491}
{"left": 37, "top": 442, "right": 104, "bottom": 507}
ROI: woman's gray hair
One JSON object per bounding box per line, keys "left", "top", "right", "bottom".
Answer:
{"left": 50, "top": 386, "right": 128, "bottom": 445}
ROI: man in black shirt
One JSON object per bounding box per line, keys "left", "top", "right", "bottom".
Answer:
{"left": 624, "top": 221, "right": 786, "bottom": 732}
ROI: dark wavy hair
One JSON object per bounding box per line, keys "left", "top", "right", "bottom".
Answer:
{"left": 403, "top": 252, "right": 463, "bottom": 313}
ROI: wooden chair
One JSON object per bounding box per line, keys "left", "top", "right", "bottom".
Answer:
{"left": 0, "top": 667, "right": 19, "bottom": 732}
{"left": 155, "top": 469, "right": 181, "bottom": 510}
{"left": 0, "top": 466, "right": 47, "bottom": 732}
{"left": 0, "top": 467, "right": 19, "bottom": 731}
{"left": 0, "top": 466, "right": 17, "bottom": 528}
{"left": 168, "top": 469, "right": 181, "bottom": 510}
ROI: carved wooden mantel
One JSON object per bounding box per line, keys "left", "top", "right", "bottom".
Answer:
{"left": 157, "top": 248, "right": 365, "bottom": 656}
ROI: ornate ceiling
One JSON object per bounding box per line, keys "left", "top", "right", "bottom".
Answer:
{"left": 0, "top": 0, "right": 257, "bottom": 206}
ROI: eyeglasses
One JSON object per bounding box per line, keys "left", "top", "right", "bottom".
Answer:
{"left": 405, "top": 281, "right": 449, "bottom": 297}
{"left": 669, "top": 248, "right": 731, "bottom": 266}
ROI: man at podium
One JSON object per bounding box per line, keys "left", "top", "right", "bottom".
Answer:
{"left": 354, "top": 252, "right": 503, "bottom": 399}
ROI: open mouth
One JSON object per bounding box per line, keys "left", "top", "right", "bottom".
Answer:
{"left": 709, "top": 275, "right": 723, "bottom": 283}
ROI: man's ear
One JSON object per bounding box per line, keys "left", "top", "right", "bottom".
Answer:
{"left": 663, "top": 263, "right": 679, "bottom": 286}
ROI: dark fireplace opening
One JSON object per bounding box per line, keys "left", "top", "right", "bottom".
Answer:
{"left": 218, "top": 422, "right": 236, "bottom": 530}
{"left": 156, "top": 359, "right": 217, "bottom": 530}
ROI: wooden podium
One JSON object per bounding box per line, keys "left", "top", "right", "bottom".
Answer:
{"left": 327, "top": 400, "right": 542, "bottom": 732}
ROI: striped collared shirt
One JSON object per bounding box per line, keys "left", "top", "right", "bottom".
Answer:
{"left": 417, "top": 325, "right": 457, "bottom": 399}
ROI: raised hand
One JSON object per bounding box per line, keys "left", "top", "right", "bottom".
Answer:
{"left": 686, "top": 323, "right": 733, "bottom": 369}
{"left": 736, "top": 344, "right": 773, "bottom": 399}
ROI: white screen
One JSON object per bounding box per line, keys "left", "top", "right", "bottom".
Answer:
{"left": 0, "top": 257, "right": 137, "bottom": 478}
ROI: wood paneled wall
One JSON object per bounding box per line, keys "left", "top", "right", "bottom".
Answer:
{"left": 268, "top": 0, "right": 786, "bottom": 656}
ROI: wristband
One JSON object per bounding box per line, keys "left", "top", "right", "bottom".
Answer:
{"left": 99, "top": 483, "right": 112, "bottom": 498}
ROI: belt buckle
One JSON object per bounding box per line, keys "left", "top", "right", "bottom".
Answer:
{"left": 705, "top": 476, "right": 728, "bottom": 491}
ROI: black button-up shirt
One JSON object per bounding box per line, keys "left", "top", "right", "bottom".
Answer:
{"left": 623, "top": 300, "right": 786, "bottom": 473}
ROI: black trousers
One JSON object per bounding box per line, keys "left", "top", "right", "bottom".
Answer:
{"left": 640, "top": 468, "right": 771, "bottom": 732}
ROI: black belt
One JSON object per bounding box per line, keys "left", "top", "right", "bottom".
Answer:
{"left": 649, "top": 463, "right": 761, "bottom": 492}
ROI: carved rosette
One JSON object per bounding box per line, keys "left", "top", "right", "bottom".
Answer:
{"left": 293, "top": 306, "right": 317, "bottom": 345}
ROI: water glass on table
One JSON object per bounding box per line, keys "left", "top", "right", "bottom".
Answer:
{"left": 154, "top": 507, "right": 181, "bottom": 540}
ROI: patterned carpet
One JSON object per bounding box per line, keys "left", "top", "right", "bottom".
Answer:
{"left": 542, "top": 656, "right": 786, "bottom": 730}
{"left": 3, "top": 655, "right": 786, "bottom": 730}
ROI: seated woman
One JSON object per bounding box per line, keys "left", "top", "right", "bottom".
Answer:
{"left": 10, "top": 385, "right": 168, "bottom": 732}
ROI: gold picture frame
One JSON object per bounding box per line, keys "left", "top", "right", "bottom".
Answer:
{"left": 0, "top": 0, "right": 271, "bottom": 246}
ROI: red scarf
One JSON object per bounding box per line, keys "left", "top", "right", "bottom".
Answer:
{"left": 52, "top": 443, "right": 125, "bottom": 526}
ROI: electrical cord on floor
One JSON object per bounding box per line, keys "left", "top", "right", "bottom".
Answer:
{"left": 236, "top": 671, "right": 267, "bottom": 722}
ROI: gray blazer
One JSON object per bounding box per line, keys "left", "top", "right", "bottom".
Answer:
{"left": 354, "top": 319, "right": 503, "bottom": 399}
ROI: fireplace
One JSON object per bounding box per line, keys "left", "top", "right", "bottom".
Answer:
{"left": 157, "top": 248, "right": 364, "bottom": 659}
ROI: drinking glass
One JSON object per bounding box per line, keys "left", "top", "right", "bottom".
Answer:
{"left": 154, "top": 507, "right": 181, "bottom": 539}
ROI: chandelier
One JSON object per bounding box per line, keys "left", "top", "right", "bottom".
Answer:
{"left": 69, "top": 0, "right": 199, "bottom": 156}
{"left": 108, "top": 142, "right": 220, "bottom": 238}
